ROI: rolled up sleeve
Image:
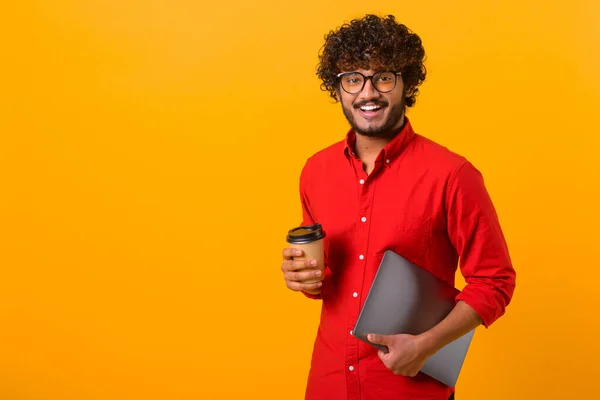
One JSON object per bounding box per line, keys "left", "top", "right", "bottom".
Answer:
{"left": 446, "top": 162, "right": 516, "bottom": 327}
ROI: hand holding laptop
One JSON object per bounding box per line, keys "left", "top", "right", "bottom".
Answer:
{"left": 366, "top": 332, "right": 434, "bottom": 377}
{"left": 351, "top": 250, "right": 477, "bottom": 386}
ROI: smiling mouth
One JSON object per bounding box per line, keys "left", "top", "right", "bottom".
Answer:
{"left": 356, "top": 103, "right": 386, "bottom": 118}
{"left": 360, "top": 104, "right": 382, "bottom": 111}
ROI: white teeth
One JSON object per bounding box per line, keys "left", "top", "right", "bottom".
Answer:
{"left": 360, "top": 105, "right": 381, "bottom": 111}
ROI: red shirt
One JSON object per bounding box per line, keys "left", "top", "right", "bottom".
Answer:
{"left": 297, "top": 118, "right": 516, "bottom": 400}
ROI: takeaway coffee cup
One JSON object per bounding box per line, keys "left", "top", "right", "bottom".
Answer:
{"left": 286, "top": 223, "right": 326, "bottom": 293}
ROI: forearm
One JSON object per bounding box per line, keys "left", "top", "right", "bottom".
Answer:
{"left": 418, "top": 300, "right": 482, "bottom": 356}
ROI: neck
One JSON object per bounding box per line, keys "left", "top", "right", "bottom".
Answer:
{"left": 354, "top": 115, "right": 405, "bottom": 161}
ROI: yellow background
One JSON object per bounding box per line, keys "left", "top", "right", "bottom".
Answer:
{"left": 1, "top": 1, "right": 599, "bottom": 399}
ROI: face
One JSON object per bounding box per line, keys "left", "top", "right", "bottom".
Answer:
{"left": 338, "top": 68, "right": 406, "bottom": 138}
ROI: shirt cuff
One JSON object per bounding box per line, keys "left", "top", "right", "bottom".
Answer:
{"left": 455, "top": 285, "right": 506, "bottom": 328}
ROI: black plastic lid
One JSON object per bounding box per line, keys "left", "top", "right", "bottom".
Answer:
{"left": 286, "top": 223, "right": 326, "bottom": 244}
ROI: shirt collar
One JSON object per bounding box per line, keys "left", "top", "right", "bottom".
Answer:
{"left": 343, "top": 117, "right": 416, "bottom": 164}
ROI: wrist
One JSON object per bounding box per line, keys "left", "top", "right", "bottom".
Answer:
{"left": 416, "top": 331, "right": 442, "bottom": 357}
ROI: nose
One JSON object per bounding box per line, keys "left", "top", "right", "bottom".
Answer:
{"left": 358, "top": 77, "right": 379, "bottom": 100}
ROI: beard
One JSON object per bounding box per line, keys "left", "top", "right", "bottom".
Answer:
{"left": 341, "top": 95, "right": 406, "bottom": 138}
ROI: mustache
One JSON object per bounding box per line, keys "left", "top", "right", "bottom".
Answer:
{"left": 353, "top": 100, "right": 388, "bottom": 109}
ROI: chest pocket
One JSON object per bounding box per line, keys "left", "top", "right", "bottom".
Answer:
{"left": 378, "top": 214, "right": 431, "bottom": 267}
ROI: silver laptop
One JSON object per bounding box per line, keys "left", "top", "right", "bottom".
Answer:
{"left": 351, "top": 250, "right": 476, "bottom": 387}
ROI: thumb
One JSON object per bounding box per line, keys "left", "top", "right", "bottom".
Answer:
{"left": 367, "top": 333, "right": 390, "bottom": 345}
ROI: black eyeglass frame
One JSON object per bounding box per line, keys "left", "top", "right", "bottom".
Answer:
{"left": 336, "top": 71, "right": 402, "bottom": 94}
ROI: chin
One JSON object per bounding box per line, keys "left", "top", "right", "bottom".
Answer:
{"left": 355, "top": 123, "right": 386, "bottom": 135}
{"left": 355, "top": 128, "right": 385, "bottom": 137}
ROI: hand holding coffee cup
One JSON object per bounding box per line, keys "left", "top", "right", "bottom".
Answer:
{"left": 282, "top": 224, "right": 326, "bottom": 295}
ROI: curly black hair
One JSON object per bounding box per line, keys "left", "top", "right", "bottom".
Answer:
{"left": 317, "top": 14, "right": 427, "bottom": 108}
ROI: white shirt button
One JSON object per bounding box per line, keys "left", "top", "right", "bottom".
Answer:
{"left": 349, "top": 365, "right": 355, "bottom": 371}
{"left": 361, "top": 217, "right": 367, "bottom": 222}
{"left": 386, "top": 159, "right": 390, "bottom": 164}
{"left": 353, "top": 292, "right": 358, "bottom": 298}
{"left": 350, "top": 330, "right": 354, "bottom": 335}
{"left": 359, "top": 179, "right": 365, "bottom": 185}
{"left": 359, "top": 254, "right": 365, "bottom": 260}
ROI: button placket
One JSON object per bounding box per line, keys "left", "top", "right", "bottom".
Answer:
{"left": 346, "top": 157, "right": 375, "bottom": 397}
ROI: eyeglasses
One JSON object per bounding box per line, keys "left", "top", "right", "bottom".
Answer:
{"left": 336, "top": 71, "right": 402, "bottom": 94}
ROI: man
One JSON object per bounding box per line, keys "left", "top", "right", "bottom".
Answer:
{"left": 280, "top": 14, "right": 516, "bottom": 400}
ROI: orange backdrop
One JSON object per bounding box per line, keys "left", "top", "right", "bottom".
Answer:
{"left": 1, "top": 1, "right": 599, "bottom": 399}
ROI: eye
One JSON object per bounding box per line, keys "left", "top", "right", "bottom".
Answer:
{"left": 342, "top": 74, "right": 363, "bottom": 85}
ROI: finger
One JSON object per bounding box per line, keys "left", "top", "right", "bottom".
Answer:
{"left": 286, "top": 280, "right": 323, "bottom": 292}
{"left": 285, "top": 269, "right": 322, "bottom": 282}
{"left": 282, "top": 259, "right": 317, "bottom": 272}
{"left": 378, "top": 349, "right": 392, "bottom": 361}
{"left": 292, "top": 259, "right": 318, "bottom": 270}
{"left": 282, "top": 248, "right": 303, "bottom": 260}
{"left": 394, "top": 367, "right": 416, "bottom": 377}
{"left": 368, "top": 334, "right": 390, "bottom": 346}
{"left": 377, "top": 351, "right": 394, "bottom": 371}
